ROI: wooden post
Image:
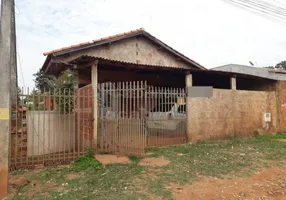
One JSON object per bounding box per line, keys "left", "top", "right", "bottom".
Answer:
{"left": 0, "top": 0, "right": 13, "bottom": 198}
{"left": 231, "top": 77, "right": 236, "bottom": 90}
{"left": 91, "top": 60, "right": 98, "bottom": 149}
{"left": 185, "top": 73, "right": 193, "bottom": 143}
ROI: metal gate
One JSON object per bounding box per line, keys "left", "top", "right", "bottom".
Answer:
{"left": 97, "top": 81, "right": 187, "bottom": 155}
{"left": 97, "top": 81, "right": 147, "bottom": 156}
{"left": 145, "top": 86, "right": 187, "bottom": 147}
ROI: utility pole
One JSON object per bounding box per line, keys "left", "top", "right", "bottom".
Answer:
{"left": 11, "top": 0, "right": 18, "bottom": 105}
{"left": 0, "top": 0, "right": 13, "bottom": 198}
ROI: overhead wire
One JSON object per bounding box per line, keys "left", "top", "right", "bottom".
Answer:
{"left": 222, "top": 0, "right": 286, "bottom": 14}
{"left": 222, "top": 0, "right": 286, "bottom": 25}
{"left": 224, "top": 0, "right": 286, "bottom": 19}
{"left": 272, "top": 0, "right": 286, "bottom": 7}
{"left": 236, "top": 0, "right": 286, "bottom": 16}
{"left": 16, "top": 46, "right": 25, "bottom": 88}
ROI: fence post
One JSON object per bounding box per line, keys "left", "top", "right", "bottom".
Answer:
{"left": 92, "top": 60, "right": 98, "bottom": 151}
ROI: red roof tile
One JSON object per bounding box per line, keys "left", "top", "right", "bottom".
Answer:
{"left": 43, "top": 28, "right": 145, "bottom": 56}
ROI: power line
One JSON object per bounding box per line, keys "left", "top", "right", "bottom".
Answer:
{"left": 14, "top": 2, "right": 20, "bottom": 15}
{"left": 225, "top": 0, "right": 286, "bottom": 19}
{"left": 237, "top": 0, "right": 286, "bottom": 16}
{"left": 223, "top": 0, "right": 286, "bottom": 14}
{"left": 272, "top": 0, "right": 286, "bottom": 7}
{"left": 222, "top": 0, "right": 286, "bottom": 25}
{"left": 17, "top": 47, "right": 25, "bottom": 88}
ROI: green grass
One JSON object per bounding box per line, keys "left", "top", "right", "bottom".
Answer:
{"left": 9, "top": 134, "right": 286, "bottom": 200}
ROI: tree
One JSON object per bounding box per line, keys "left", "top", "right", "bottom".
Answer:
{"left": 32, "top": 70, "right": 77, "bottom": 113}
{"left": 275, "top": 61, "right": 286, "bottom": 70}
{"left": 54, "top": 70, "right": 77, "bottom": 114}
{"left": 33, "top": 70, "right": 56, "bottom": 92}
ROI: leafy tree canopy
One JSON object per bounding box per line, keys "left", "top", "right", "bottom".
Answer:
{"left": 275, "top": 61, "right": 286, "bottom": 70}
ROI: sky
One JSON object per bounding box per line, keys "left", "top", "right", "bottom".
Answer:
{"left": 12, "top": 0, "right": 286, "bottom": 87}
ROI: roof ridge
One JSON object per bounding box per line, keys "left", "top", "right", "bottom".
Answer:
{"left": 43, "top": 28, "right": 145, "bottom": 56}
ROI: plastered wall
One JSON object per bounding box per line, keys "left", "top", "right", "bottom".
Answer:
{"left": 188, "top": 89, "right": 277, "bottom": 141}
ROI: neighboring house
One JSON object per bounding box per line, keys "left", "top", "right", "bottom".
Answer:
{"left": 212, "top": 64, "right": 286, "bottom": 81}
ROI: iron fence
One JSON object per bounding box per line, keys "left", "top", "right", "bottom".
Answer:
{"left": 9, "top": 86, "right": 92, "bottom": 170}
{"left": 9, "top": 82, "right": 187, "bottom": 169}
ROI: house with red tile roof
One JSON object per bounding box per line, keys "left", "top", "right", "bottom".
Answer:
{"left": 40, "top": 28, "right": 281, "bottom": 146}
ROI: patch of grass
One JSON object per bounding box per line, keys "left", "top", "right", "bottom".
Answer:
{"left": 40, "top": 169, "right": 52, "bottom": 180}
{"left": 71, "top": 156, "right": 102, "bottom": 172}
{"left": 256, "top": 133, "right": 286, "bottom": 140}
{"left": 128, "top": 155, "right": 141, "bottom": 163}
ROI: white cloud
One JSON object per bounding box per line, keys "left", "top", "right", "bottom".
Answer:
{"left": 14, "top": 0, "right": 286, "bottom": 87}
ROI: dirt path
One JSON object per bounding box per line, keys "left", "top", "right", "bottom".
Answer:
{"left": 172, "top": 165, "right": 286, "bottom": 200}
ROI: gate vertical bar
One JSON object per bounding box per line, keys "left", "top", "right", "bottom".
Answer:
{"left": 133, "top": 81, "right": 136, "bottom": 155}
{"left": 57, "top": 88, "right": 61, "bottom": 162}
{"left": 111, "top": 82, "right": 114, "bottom": 152}
{"left": 100, "top": 83, "right": 104, "bottom": 153}
{"left": 63, "top": 89, "right": 66, "bottom": 161}
{"left": 129, "top": 82, "right": 132, "bottom": 155}
{"left": 37, "top": 88, "right": 40, "bottom": 164}
{"left": 73, "top": 87, "right": 76, "bottom": 159}
{"left": 26, "top": 87, "right": 29, "bottom": 165}
{"left": 20, "top": 87, "right": 24, "bottom": 166}
{"left": 47, "top": 88, "right": 52, "bottom": 162}
{"left": 144, "top": 81, "right": 147, "bottom": 154}
{"left": 121, "top": 82, "right": 124, "bottom": 154}
{"left": 43, "top": 89, "right": 46, "bottom": 163}
{"left": 68, "top": 89, "right": 71, "bottom": 160}
{"left": 81, "top": 88, "right": 84, "bottom": 155}
{"left": 53, "top": 88, "right": 56, "bottom": 163}
{"left": 138, "top": 81, "right": 141, "bottom": 155}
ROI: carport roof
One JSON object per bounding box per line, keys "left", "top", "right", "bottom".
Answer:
{"left": 69, "top": 56, "right": 277, "bottom": 81}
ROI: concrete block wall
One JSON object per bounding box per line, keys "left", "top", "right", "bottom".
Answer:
{"left": 188, "top": 89, "right": 277, "bottom": 141}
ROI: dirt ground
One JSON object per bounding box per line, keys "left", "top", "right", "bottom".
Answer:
{"left": 8, "top": 163, "right": 286, "bottom": 200}
{"left": 94, "top": 154, "right": 131, "bottom": 165}
{"left": 171, "top": 165, "right": 286, "bottom": 200}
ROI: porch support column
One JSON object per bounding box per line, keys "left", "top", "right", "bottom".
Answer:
{"left": 185, "top": 73, "right": 193, "bottom": 143}
{"left": 91, "top": 60, "right": 98, "bottom": 149}
{"left": 231, "top": 76, "right": 236, "bottom": 90}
